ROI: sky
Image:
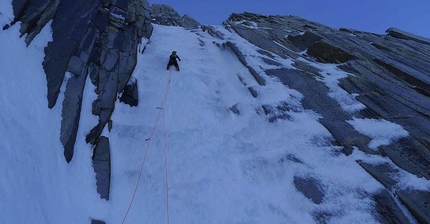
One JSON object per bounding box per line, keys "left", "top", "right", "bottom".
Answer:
{"left": 149, "top": 0, "right": 430, "bottom": 38}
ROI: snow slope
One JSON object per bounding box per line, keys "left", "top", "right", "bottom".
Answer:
{"left": 1, "top": 2, "right": 429, "bottom": 222}
{"left": 105, "top": 25, "right": 385, "bottom": 223}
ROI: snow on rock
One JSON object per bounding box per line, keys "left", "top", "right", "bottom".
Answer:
{"left": 2, "top": 3, "right": 430, "bottom": 223}
{"left": 348, "top": 118, "right": 409, "bottom": 150}
{"left": 105, "top": 24, "right": 384, "bottom": 223}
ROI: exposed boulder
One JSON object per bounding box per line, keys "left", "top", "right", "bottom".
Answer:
{"left": 150, "top": 3, "right": 200, "bottom": 29}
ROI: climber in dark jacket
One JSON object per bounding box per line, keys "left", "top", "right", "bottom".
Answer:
{"left": 167, "top": 51, "right": 181, "bottom": 71}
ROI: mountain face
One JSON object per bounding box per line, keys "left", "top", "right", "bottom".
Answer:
{"left": 3, "top": 2, "right": 430, "bottom": 223}
{"left": 221, "top": 12, "right": 430, "bottom": 223}
{"left": 150, "top": 3, "right": 200, "bottom": 29}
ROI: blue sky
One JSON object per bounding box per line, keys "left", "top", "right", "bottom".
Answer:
{"left": 149, "top": 0, "right": 430, "bottom": 38}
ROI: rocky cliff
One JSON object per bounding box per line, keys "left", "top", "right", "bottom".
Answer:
{"left": 150, "top": 3, "right": 200, "bottom": 29}
{"left": 4, "top": 2, "right": 430, "bottom": 222}
{"left": 4, "top": 0, "right": 153, "bottom": 208}
{"left": 5, "top": 0, "right": 153, "bottom": 164}
{"left": 217, "top": 12, "right": 430, "bottom": 223}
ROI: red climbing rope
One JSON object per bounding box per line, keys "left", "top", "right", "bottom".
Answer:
{"left": 122, "top": 68, "right": 173, "bottom": 224}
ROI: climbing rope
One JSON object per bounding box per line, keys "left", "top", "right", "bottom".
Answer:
{"left": 122, "top": 68, "right": 173, "bottom": 224}
{"left": 162, "top": 72, "right": 171, "bottom": 224}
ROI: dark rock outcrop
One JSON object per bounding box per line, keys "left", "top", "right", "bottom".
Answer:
{"left": 386, "top": 28, "right": 430, "bottom": 45}
{"left": 293, "top": 176, "right": 324, "bottom": 204}
{"left": 287, "top": 31, "right": 322, "bottom": 51}
{"left": 8, "top": 0, "right": 153, "bottom": 203}
{"left": 92, "top": 136, "right": 111, "bottom": 200}
{"left": 373, "top": 189, "right": 410, "bottom": 224}
{"left": 8, "top": 0, "right": 153, "bottom": 163}
{"left": 225, "top": 41, "right": 266, "bottom": 86}
{"left": 359, "top": 161, "right": 430, "bottom": 223}
{"left": 397, "top": 189, "right": 430, "bottom": 223}
{"left": 223, "top": 12, "right": 430, "bottom": 223}
{"left": 307, "top": 40, "right": 356, "bottom": 63}
{"left": 91, "top": 220, "right": 106, "bottom": 224}
{"left": 150, "top": 4, "right": 200, "bottom": 29}
{"left": 119, "top": 78, "right": 139, "bottom": 107}
{"left": 266, "top": 68, "right": 375, "bottom": 155}
{"left": 229, "top": 103, "right": 240, "bottom": 115}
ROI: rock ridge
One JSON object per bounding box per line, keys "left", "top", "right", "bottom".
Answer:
{"left": 150, "top": 3, "right": 200, "bottom": 29}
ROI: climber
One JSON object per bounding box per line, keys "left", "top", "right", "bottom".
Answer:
{"left": 166, "top": 51, "right": 181, "bottom": 71}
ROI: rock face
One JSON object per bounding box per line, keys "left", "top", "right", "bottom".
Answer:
{"left": 7, "top": 0, "right": 153, "bottom": 163}
{"left": 373, "top": 189, "right": 410, "bottom": 224}
{"left": 91, "top": 220, "right": 105, "bottom": 224}
{"left": 92, "top": 136, "right": 111, "bottom": 200}
{"left": 218, "top": 12, "right": 430, "bottom": 223}
{"left": 150, "top": 3, "right": 200, "bottom": 29}
{"left": 293, "top": 176, "right": 324, "bottom": 204}
{"left": 119, "top": 78, "right": 139, "bottom": 107}
{"left": 7, "top": 0, "right": 153, "bottom": 203}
